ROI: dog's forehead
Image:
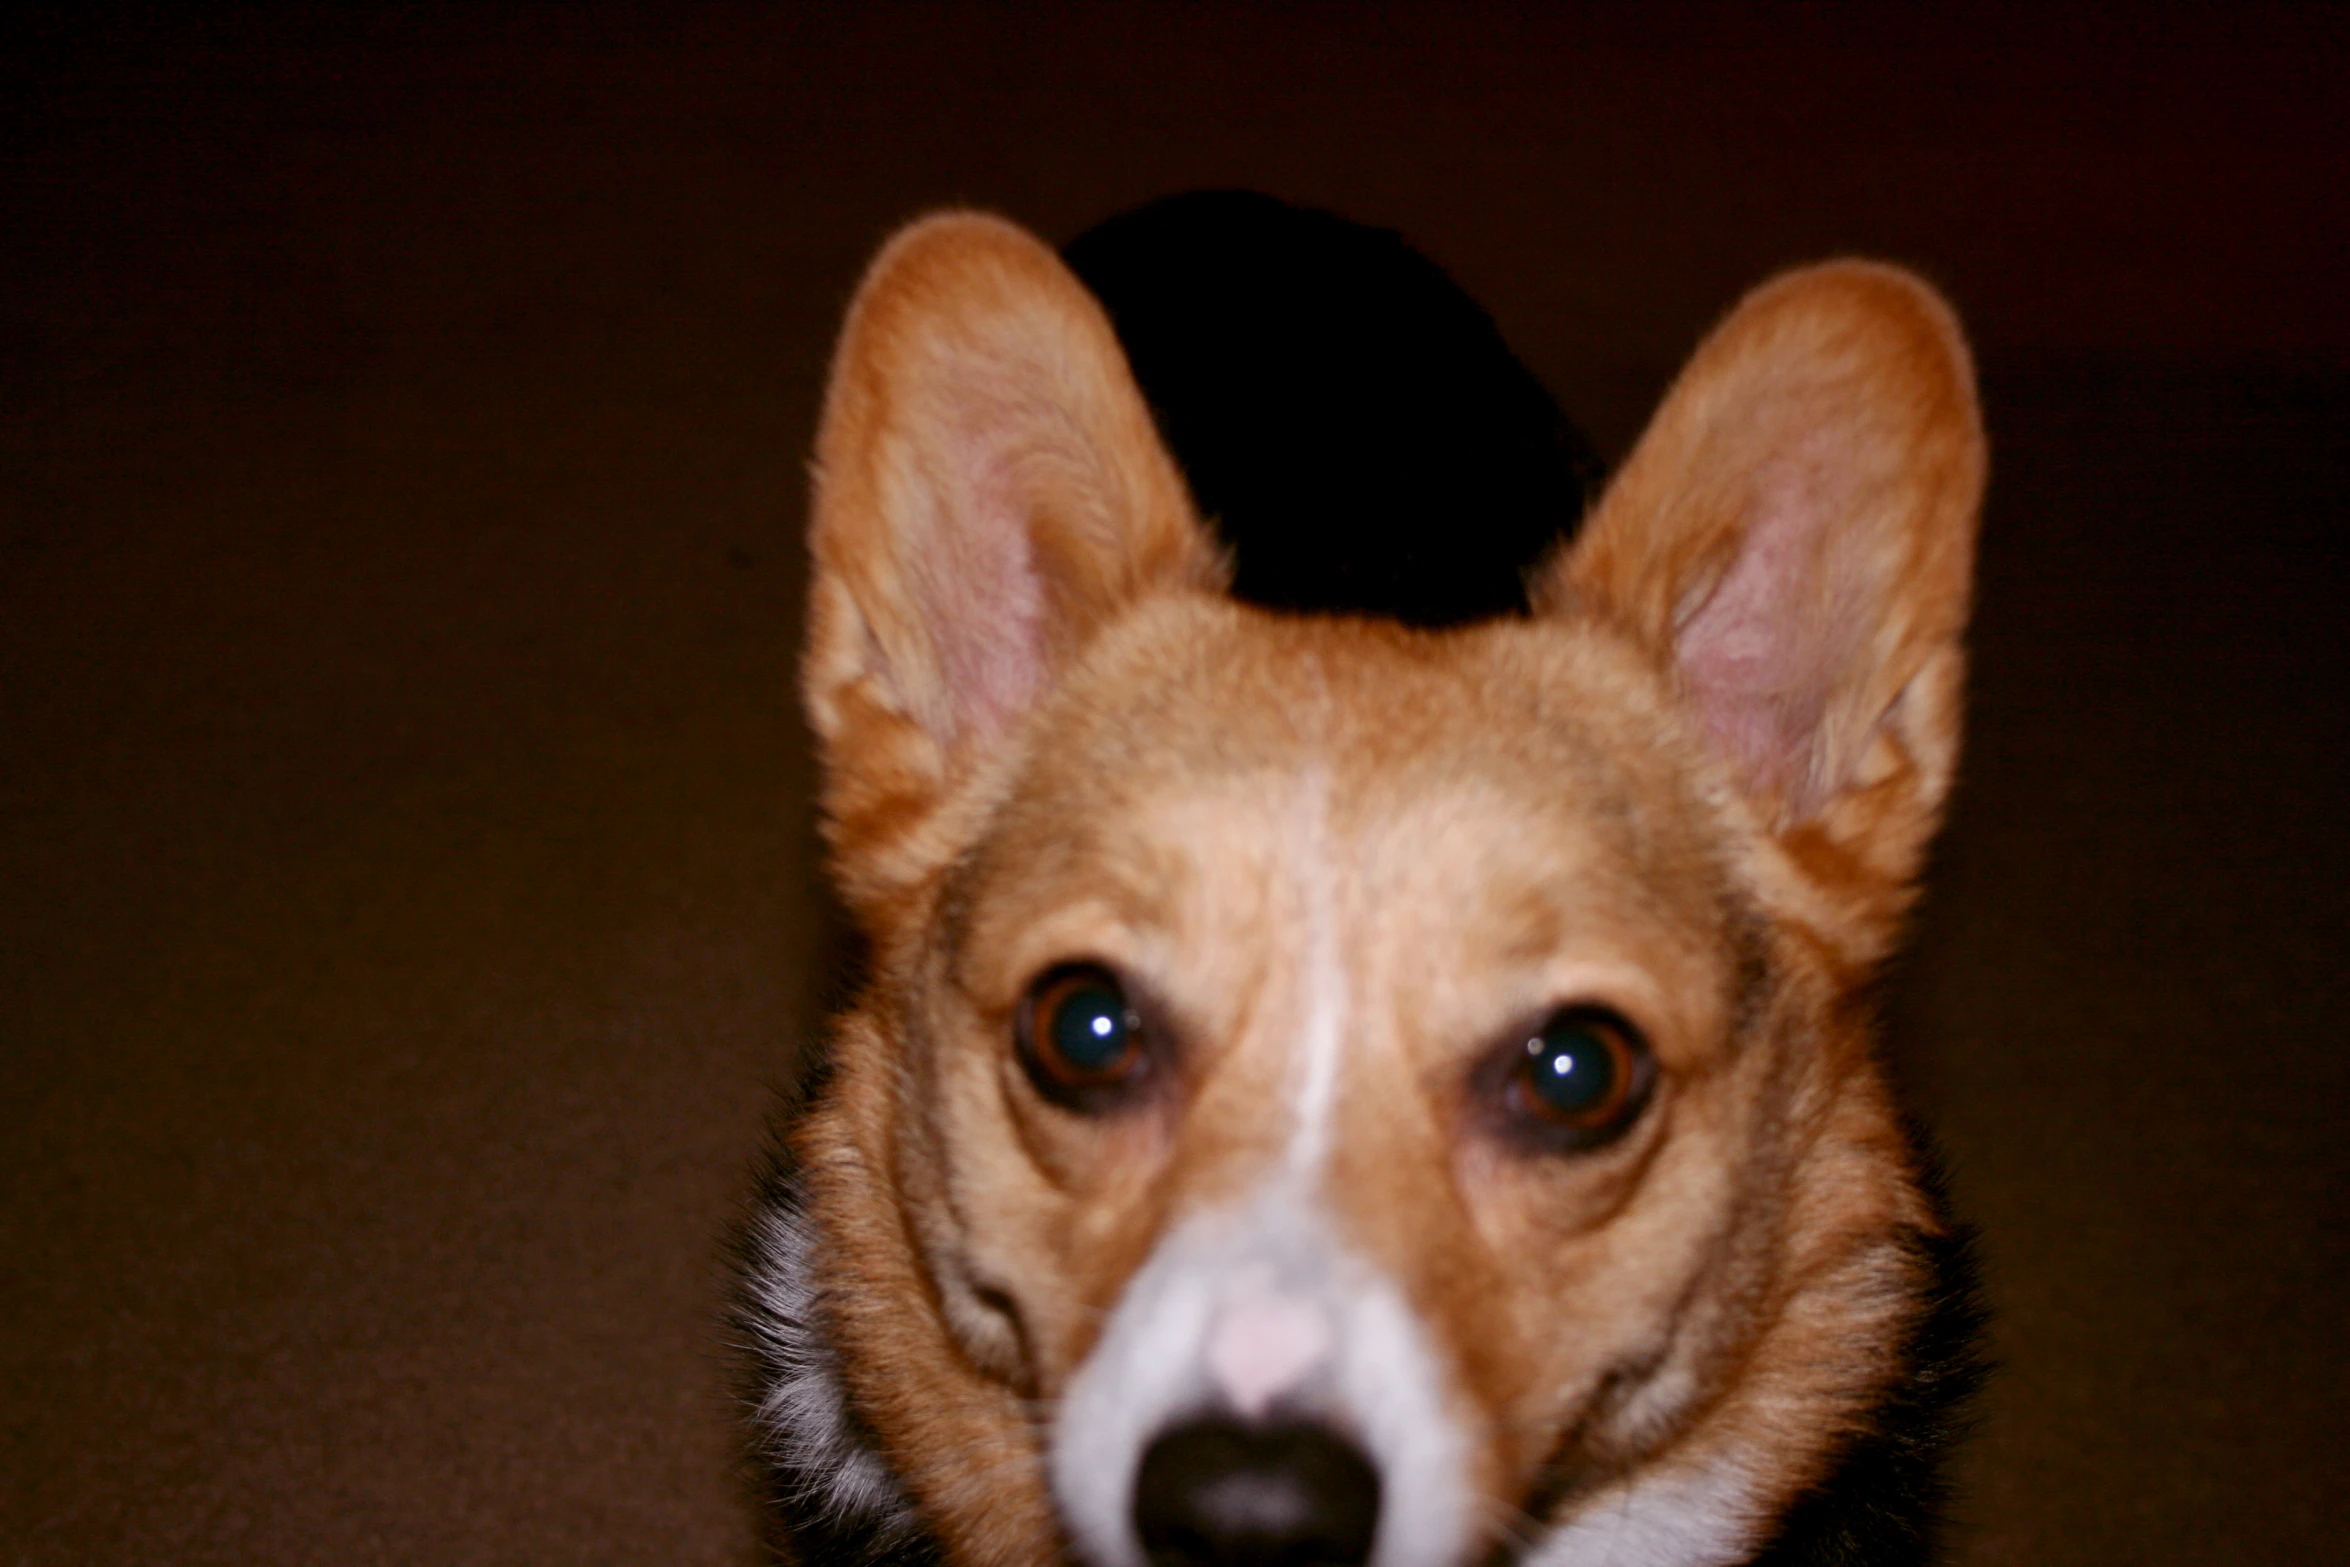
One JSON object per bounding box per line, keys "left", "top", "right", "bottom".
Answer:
{"left": 972, "top": 603, "right": 1738, "bottom": 976}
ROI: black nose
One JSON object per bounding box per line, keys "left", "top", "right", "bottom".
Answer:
{"left": 1133, "top": 1416, "right": 1381, "bottom": 1567}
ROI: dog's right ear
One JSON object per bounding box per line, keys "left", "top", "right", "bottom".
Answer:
{"left": 804, "top": 213, "right": 1218, "bottom": 913}
{"left": 1540, "top": 262, "right": 1984, "bottom": 952}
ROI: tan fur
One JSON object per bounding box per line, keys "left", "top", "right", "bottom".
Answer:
{"left": 792, "top": 213, "right": 1983, "bottom": 1565}
{"left": 803, "top": 214, "right": 1225, "bottom": 921}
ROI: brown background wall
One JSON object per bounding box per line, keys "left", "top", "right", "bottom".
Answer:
{"left": 4, "top": 6, "right": 2345, "bottom": 1563}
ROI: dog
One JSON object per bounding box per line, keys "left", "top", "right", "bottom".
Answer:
{"left": 743, "top": 192, "right": 1985, "bottom": 1567}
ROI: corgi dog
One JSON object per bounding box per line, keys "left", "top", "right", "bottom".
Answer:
{"left": 743, "top": 193, "right": 1985, "bottom": 1567}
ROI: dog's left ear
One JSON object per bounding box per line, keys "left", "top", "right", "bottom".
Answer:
{"left": 1542, "top": 262, "right": 1984, "bottom": 914}
{"left": 803, "top": 213, "right": 1220, "bottom": 913}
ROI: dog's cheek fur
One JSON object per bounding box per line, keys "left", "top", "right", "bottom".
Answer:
{"left": 794, "top": 1016, "right": 1066, "bottom": 1566}
{"left": 1407, "top": 963, "right": 1932, "bottom": 1556}
{"left": 898, "top": 973, "right": 1175, "bottom": 1402}
{"left": 801, "top": 863, "right": 1189, "bottom": 1562}
{"left": 1573, "top": 957, "right": 1931, "bottom": 1540}
{"left": 801, "top": 985, "right": 1207, "bottom": 1562}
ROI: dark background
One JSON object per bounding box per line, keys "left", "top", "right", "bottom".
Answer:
{"left": 4, "top": 6, "right": 2345, "bottom": 1563}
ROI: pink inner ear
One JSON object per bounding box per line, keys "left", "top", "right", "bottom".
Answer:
{"left": 902, "top": 430, "right": 1052, "bottom": 747}
{"left": 1673, "top": 454, "right": 1860, "bottom": 809}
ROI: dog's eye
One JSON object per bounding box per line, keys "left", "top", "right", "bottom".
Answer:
{"left": 1502, "top": 1007, "right": 1653, "bottom": 1148}
{"left": 1017, "top": 963, "right": 1148, "bottom": 1106}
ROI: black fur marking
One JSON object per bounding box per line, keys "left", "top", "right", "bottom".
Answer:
{"left": 1065, "top": 190, "right": 1600, "bottom": 628}
{"left": 771, "top": 1495, "right": 944, "bottom": 1567}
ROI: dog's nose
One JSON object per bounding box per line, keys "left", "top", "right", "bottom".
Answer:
{"left": 1133, "top": 1416, "right": 1380, "bottom": 1567}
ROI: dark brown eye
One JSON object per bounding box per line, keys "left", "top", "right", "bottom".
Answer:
{"left": 1017, "top": 963, "right": 1148, "bottom": 1107}
{"left": 1500, "top": 1006, "right": 1654, "bottom": 1149}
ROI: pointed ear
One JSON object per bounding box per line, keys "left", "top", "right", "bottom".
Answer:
{"left": 804, "top": 212, "right": 1219, "bottom": 910}
{"left": 1541, "top": 261, "right": 1984, "bottom": 896}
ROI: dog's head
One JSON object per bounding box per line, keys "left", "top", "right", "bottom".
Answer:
{"left": 792, "top": 214, "right": 1981, "bottom": 1567}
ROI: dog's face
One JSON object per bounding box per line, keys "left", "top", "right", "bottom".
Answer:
{"left": 790, "top": 216, "right": 1981, "bottom": 1567}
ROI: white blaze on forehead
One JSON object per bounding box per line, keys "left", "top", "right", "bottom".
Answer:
{"left": 1284, "top": 770, "right": 1348, "bottom": 1179}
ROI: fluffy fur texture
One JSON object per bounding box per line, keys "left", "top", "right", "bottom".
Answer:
{"left": 744, "top": 196, "right": 1985, "bottom": 1567}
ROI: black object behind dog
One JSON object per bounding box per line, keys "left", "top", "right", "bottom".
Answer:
{"left": 1065, "top": 190, "right": 1601, "bottom": 629}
